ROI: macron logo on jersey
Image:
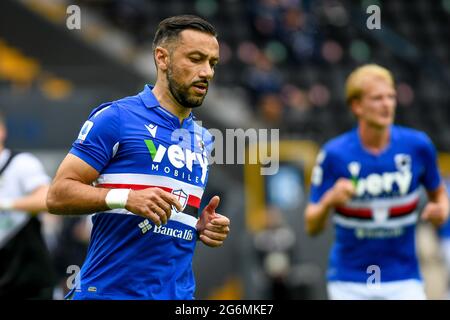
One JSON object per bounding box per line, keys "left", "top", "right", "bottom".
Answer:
{"left": 145, "top": 124, "right": 158, "bottom": 138}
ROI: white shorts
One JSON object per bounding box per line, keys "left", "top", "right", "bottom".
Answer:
{"left": 440, "top": 239, "right": 450, "bottom": 273}
{"left": 327, "top": 279, "right": 426, "bottom": 300}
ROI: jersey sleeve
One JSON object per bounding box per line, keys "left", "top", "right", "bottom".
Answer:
{"left": 15, "top": 153, "right": 51, "bottom": 194}
{"left": 70, "top": 103, "right": 121, "bottom": 173}
{"left": 309, "top": 148, "right": 338, "bottom": 204}
{"left": 418, "top": 132, "right": 441, "bottom": 191}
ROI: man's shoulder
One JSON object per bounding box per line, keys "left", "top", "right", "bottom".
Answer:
{"left": 315, "top": 130, "right": 357, "bottom": 166}
{"left": 392, "top": 125, "right": 425, "bottom": 138}
{"left": 323, "top": 129, "right": 357, "bottom": 153}
{"left": 113, "top": 93, "right": 144, "bottom": 109}
{"left": 88, "top": 93, "right": 145, "bottom": 120}
{"left": 392, "top": 125, "right": 432, "bottom": 148}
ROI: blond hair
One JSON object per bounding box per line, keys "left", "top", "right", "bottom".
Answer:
{"left": 345, "top": 64, "right": 395, "bottom": 105}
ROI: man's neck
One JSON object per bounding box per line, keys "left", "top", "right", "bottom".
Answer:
{"left": 151, "top": 84, "right": 191, "bottom": 124}
{"left": 358, "top": 122, "right": 390, "bottom": 154}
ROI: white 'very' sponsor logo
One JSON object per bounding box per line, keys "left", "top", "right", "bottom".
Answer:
{"left": 151, "top": 144, "right": 209, "bottom": 183}
{"left": 145, "top": 123, "right": 158, "bottom": 138}
{"left": 349, "top": 154, "right": 413, "bottom": 197}
{"left": 145, "top": 125, "right": 208, "bottom": 183}
{"left": 354, "top": 170, "right": 412, "bottom": 197}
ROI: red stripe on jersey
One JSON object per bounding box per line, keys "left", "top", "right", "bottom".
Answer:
{"left": 389, "top": 198, "right": 419, "bottom": 217}
{"left": 336, "top": 206, "right": 372, "bottom": 218}
{"left": 337, "top": 197, "right": 419, "bottom": 219}
{"left": 97, "top": 183, "right": 201, "bottom": 208}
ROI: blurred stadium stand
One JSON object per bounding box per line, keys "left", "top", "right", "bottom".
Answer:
{"left": 1, "top": 0, "right": 450, "bottom": 299}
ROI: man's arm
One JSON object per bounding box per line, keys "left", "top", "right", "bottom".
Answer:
{"left": 0, "top": 152, "right": 50, "bottom": 214}
{"left": 305, "top": 178, "right": 355, "bottom": 236}
{"left": 418, "top": 133, "right": 449, "bottom": 227}
{"left": 0, "top": 185, "right": 49, "bottom": 215}
{"left": 47, "top": 154, "right": 182, "bottom": 225}
{"left": 304, "top": 199, "right": 332, "bottom": 237}
{"left": 47, "top": 154, "right": 109, "bottom": 215}
{"left": 10, "top": 185, "right": 49, "bottom": 214}
{"left": 422, "top": 183, "right": 450, "bottom": 227}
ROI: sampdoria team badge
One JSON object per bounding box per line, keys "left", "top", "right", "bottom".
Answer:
{"left": 171, "top": 189, "right": 188, "bottom": 213}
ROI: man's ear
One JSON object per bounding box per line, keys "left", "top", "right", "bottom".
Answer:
{"left": 0, "top": 124, "right": 6, "bottom": 145}
{"left": 351, "top": 99, "right": 361, "bottom": 117}
{"left": 154, "top": 46, "right": 169, "bottom": 72}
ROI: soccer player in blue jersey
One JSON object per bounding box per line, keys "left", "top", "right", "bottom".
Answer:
{"left": 47, "top": 15, "right": 230, "bottom": 300}
{"left": 305, "top": 64, "right": 449, "bottom": 299}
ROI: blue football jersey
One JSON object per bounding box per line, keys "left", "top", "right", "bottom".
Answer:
{"left": 310, "top": 126, "right": 441, "bottom": 282}
{"left": 67, "top": 85, "right": 213, "bottom": 299}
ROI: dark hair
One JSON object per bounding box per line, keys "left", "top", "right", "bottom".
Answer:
{"left": 152, "top": 15, "right": 217, "bottom": 51}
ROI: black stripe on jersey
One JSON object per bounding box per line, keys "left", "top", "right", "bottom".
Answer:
{"left": 335, "top": 209, "right": 372, "bottom": 220}
{"left": 183, "top": 205, "right": 199, "bottom": 219}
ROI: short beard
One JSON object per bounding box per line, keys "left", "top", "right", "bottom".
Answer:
{"left": 167, "top": 67, "right": 206, "bottom": 109}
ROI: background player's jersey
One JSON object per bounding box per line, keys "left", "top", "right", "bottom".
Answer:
{"left": 310, "top": 126, "right": 441, "bottom": 283}
{"left": 68, "top": 85, "right": 213, "bottom": 299}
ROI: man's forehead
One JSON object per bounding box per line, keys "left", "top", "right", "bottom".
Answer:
{"left": 177, "top": 29, "right": 219, "bottom": 53}
{"left": 178, "top": 29, "right": 216, "bottom": 41}
{"left": 362, "top": 76, "right": 395, "bottom": 93}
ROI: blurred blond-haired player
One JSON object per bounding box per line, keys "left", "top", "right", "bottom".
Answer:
{"left": 305, "top": 64, "right": 449, "bottom": 299}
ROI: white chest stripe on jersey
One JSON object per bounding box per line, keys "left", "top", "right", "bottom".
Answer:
{"left": 99, "top": 208, "right": 197, "bottom": 229}
{"left": 96, "top": 173, "right": 204, "bottom": 198}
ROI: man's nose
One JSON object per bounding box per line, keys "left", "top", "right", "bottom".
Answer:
{"left": 199, "top": 63, "right": 214, "bottom": 80}
{"left": 382, "top": 95, "right": 395, "bottom": 107}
